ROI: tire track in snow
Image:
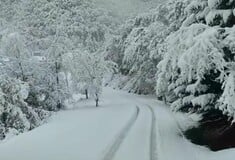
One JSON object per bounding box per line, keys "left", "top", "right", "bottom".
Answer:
{"left": 102, "top": 106, "right": 140, "bottom": 160}
{"left": 147, "top": 105, "right": 158, "bottom": 160}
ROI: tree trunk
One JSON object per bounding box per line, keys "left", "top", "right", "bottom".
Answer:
{"left": 19, "top": 61, "right": 26, "bottom": 81}
{"left": 85, "top": 89, "right": 88, "bottom": 99}
{"left": 16, "top": 48, "right": 26, "bottom": 81}
{"left": 163, "top": 95, "right": 167, "bottom": 104}
{"left": 65, "top": 73, "right": 69, "bottom": 89}
{"left": 55, "top": 61, "right": 61, "bottom": 109}
{"left": 55, "top": 62, "right": 59, "bottom": 85}
{"left": 96, "top": 99, "right": 98, "bottom": 107}
{"left": 95, "top": 93, "right": 99, "bottom": 107}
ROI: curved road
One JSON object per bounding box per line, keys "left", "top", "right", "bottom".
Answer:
{"left": 0, "top": 87, "right": 204, "bottom": 160}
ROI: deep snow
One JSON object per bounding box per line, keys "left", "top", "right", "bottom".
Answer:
{"left": 0, "top": 87, "right": 235, "bottom": 160}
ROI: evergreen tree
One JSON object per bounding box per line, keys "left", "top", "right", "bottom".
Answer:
{"left": 156, "top": 0, "right": 235, "bottom": 120}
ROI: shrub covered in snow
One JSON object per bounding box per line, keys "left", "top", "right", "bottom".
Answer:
{"left": 0, "top": 76, "right": 50, "bottom": 139}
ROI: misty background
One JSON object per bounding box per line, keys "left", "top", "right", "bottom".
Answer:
{"left": 94, "top": 0, "right": 163, "bottom": 18}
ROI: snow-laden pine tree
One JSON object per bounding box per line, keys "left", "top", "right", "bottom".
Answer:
{"left": 157, "top": 0, "right": 235, "bottom": 120}
{"left": 157, "top": 24, "right": 225, "bottom": 111}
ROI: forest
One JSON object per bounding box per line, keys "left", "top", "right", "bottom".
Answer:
{"left": 1, "top": 0, "right": 235, "bottom": 159}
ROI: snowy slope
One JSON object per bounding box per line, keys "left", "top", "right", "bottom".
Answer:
{"left": 0, "top": 87, "right": 235, "bottom": 160}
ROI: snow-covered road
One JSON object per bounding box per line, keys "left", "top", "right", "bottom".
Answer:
{"left": 0, "top": 87, "right": 234, "bottom": 160}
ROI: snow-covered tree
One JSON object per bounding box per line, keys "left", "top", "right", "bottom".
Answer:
{"left": 157, "top": 24, "right": 225, "bottom": 110}
{"left": 0, "top": 0, "right": 119, "bottom": 139}
{"left": 0, "top": 32, "right": 30, "bottom": 81}
{"left": 218, "top": 70, "right": 235, "bottom": 119}
{"left": 156, "top": 0, "right": 235, "bottom": 120}
{"left": 63, "top": 50, "right": 115, "bottom": 106}
{"left": 18, "top": 0, "right": 116, "bottom": 55}
{"left": 105, "top": 0, "right": 189, "bottom": 94}
{"left": 0, "top": 75, "right": 50, "bottom": 139}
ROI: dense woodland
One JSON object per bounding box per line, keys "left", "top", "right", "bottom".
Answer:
{"left": 1, "top": 0, "right": 235, "bottom": 150}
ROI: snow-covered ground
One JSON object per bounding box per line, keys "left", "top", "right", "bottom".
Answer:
{"left": 0, "top": 87, "right": 235, "bottom": 160}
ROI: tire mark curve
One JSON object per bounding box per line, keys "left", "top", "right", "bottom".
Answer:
{"left": 102, "top": 106, "right": 140, "bottom": 160}
{"left": 147, "top": 105, "right": 158, "bottom": 160}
